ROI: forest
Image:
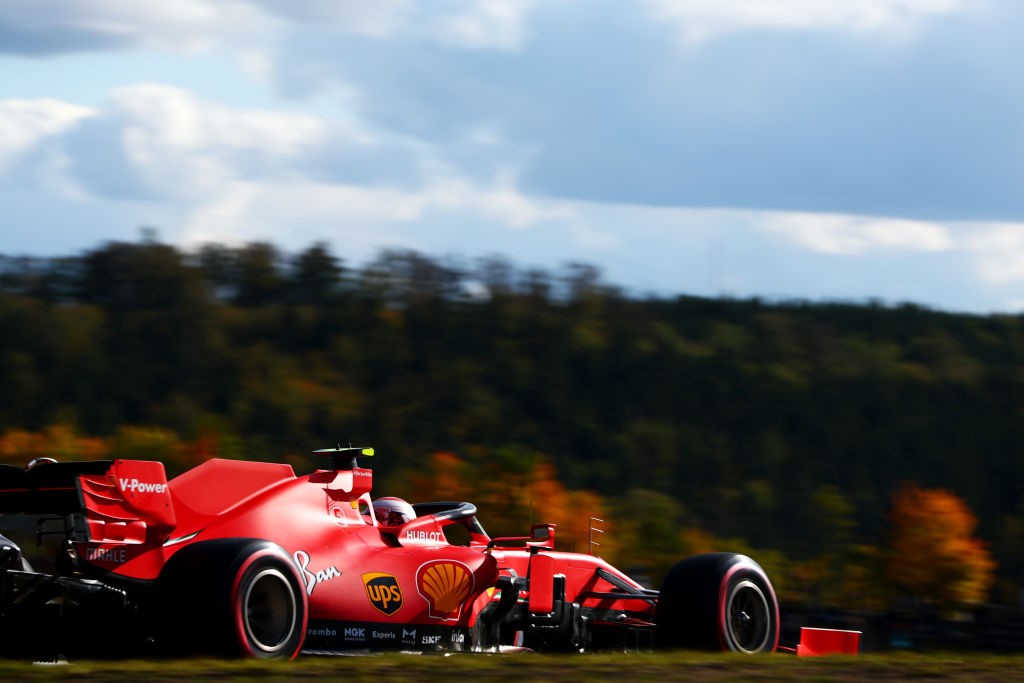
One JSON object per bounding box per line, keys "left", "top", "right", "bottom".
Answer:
{"left": 0, "top": 238, "right": 1020, "bottom": 614}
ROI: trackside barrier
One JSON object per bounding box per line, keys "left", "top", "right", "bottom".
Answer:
{"left": 796, "top": 627, "right": 861, "bottom": 656}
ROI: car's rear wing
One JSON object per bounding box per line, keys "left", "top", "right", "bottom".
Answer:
{"left": 0, "top": 460, "right": 113, "bottom": 514}
{"left": 0, "top": 459, "right": 176, "bottom": 544}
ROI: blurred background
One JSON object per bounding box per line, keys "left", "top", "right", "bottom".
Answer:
{"left": 3, "top": 1, "right": 1024, "bottom": 651}
{"left": 0, "top": 241, "right": 1021, "bottom": 650}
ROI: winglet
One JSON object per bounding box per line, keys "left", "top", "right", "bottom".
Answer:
{"left": 313, "top": 444, "right": 375, "bottom": 470}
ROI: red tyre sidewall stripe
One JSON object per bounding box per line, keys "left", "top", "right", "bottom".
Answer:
{"left": 230, "top": 546, "right": 309, "bottom": 659}
{"left": 716, "top": 559, "right": 781, "bottom": 653}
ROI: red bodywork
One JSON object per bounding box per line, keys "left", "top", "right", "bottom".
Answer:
{"left": 0, "top": 452, "right": 858, "bottom": 658}
{"left": 73, "top": 457, "right": 500, "bottom": 651}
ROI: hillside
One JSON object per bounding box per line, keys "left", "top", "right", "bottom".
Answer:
{"left": 1, "top": 240, "right": 1021, "bottom": 607}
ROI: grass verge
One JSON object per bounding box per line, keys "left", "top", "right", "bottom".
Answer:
{"left": 2, "top": 651, "right": 1024, "bottom": 682}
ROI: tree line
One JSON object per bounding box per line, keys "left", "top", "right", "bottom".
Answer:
{"left": 0, "top": 239, "right": 1018, "bottom": 608}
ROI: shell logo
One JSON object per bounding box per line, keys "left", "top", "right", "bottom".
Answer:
{"left": 416, "top": 560, "right": 475, "bottom": 621}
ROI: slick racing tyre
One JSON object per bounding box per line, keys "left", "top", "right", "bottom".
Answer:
{"left": 655, "top": 553, "right": 779, "bottom": 653}
{"left": 156, "top": 539, "right": 308, "bottom": 659}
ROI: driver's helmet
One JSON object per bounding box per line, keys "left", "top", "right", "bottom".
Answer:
{"left": 373, "top": 497, "right": 416, "bottom": 526}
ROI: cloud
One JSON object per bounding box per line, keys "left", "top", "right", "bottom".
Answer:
{"left": 59, "top": 83, "right": 330, "bottom": 201}
{"left": 246, "top": 0, "right": 413, "bottom": 36}
{"left": 0, "top": 0, "right": 267, "bottom": 55}
{"left": 0, "top": 1, "right": 541, "bottom": 58}
{"left": 4, "top": 1, "right": 1024, "bottom": 315}
{"left": 178, "top": 180, "right": 421, "bottom": 251}
{"left": 425, "top": 0, "right": 540, "bottom": 50}
{"left": 179, "top": 170, "right": 571, "bottom": 254}
{"left": 251, "top": 0, "right": 541, "bottom": 50}
{"left": 759, "top": 214, "right": 1024, "bottom": 289}
{"left": 962, "top": 224, "right": 1024, "bottom": 284}
{"left": 758, "top": 214, "right": 1024, "bottom": 290}
{"left": 759, "top": 213, "right": 954, "bottom": 254}
{"left": 639, "top": 0, "right": 969, "bottom": 44}
{"left": 570, "top": 224, "right": 620, "bottom": 250}
{"left": 0, "top": 98, "right": 92, "bottom": 175}
{"left": 423, "top": 170, "right": 572, "bottom": 227}
{"left": 0, "top": 85, "right": 568, "bottom": 255}
{"left": 10, "top": 1, "right": 1016, "bottom": 227}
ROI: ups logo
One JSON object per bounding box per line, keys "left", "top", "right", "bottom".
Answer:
{"left": 362, "top": 573, "right": 403, "bottom": 616}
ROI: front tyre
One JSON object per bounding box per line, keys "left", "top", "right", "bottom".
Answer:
{"left": 655, "top": 553, "right": 779, "bottom": 653}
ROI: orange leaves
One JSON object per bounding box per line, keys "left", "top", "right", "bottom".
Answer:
{"left": 0, "top": 424, "right": 108, "bottom": 465}
{"left": 0, "top": 425, "right": 222, "bottom": 476}
{"left": 522, "top": 465, "right": 612, "bottom": 555}
{"left": 411, "top": 452, "right": 472, "bottom": 502}
{"left": 886, "top": 483, "right": 996, "bottom": 606}
{"left": 410, "top": 451, "right": 609, "bottom": 556}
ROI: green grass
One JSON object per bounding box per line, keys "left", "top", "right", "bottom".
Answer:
{"left": 2, "top": 652, "right": 1024, "bottom": 683}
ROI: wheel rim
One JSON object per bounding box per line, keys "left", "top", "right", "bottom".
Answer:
{"left": 243, "top": 567, "right": 297, "bottom": 654}
{"left": 725, "top": 579, "right": 771, "bottom": 653}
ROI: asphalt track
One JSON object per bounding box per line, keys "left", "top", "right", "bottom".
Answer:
{"left": 3, "top": 652, "right": 1024, "bottom": 682}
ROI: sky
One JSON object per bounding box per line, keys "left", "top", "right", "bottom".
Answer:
{"left": 2, "top": 0, "right": 1024, "bottom": 313}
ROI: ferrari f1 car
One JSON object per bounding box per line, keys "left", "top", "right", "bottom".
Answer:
{"left": 0, "top": 448, "right": 860, "bottom": 659}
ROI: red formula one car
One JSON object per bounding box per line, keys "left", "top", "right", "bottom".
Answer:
{"left": 0, "top": 448, "right": 859, "bottom": 660}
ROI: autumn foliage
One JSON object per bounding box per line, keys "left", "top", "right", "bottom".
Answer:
{"left": 886, "top": 483, "right": 996, "bottom": 607}
{"left": 404, "top": 451, "right": 613, "bottom": 557}
{"left": 0, "top": 425, "right": 107, "bottom": 463}
{"left": 0, "top": 424, "right": 220, "bottom": 474}
{"left": 0, "top": 423, "right": 1005, "bottom": 611}
{"left": 4, "top": 242, "right": 1024, "bottom": 605}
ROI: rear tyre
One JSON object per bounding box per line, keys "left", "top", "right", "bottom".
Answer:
{"left": 156, "top": 539, "right": 307, "bottom": 659}
{"left": 231, "top": 549, "right": 305, "bottom": 657}
{"left": 655, "top": 553, "right": 778, "bottom": 653}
